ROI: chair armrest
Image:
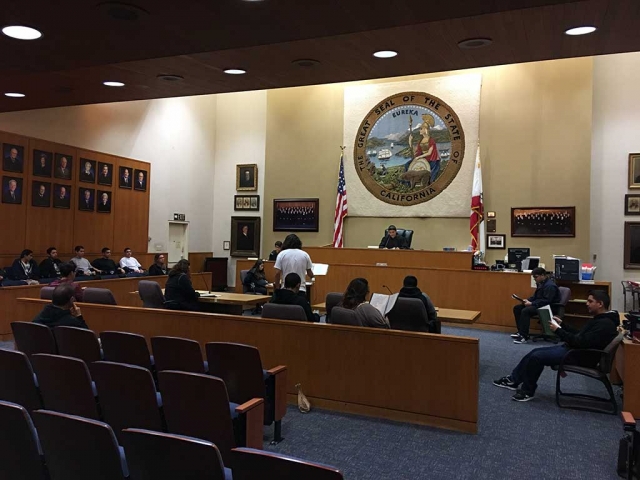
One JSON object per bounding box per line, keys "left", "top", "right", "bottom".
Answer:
{"left": 235, "top": 397, "right": 264, "bottom": 414}
{"left": 235, "top": 397, "right": 264, "bottom": 449}
{"left": 622, "top": 411, "right": 636, "bottom": 427}
{"left": 266, "top": 365, "right": 287, "bottom": 421}
{"left": 559, "top": 348, "right": 605, "bottom": 369}
{"left": 266, "top": 365, "right": 287, "bottom": 376}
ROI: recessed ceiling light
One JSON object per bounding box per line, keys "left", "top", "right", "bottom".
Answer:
{"left": 157, "top": 74, "right": 184, "bottom": 82}
{"left": 565, "top": 26, "right": 597, "bottom": 36}
{"left": 103, "top": 81, "right": 125, "bottom": 87}
{"left": 224, "top": 69, "right": 246, "bottom": 75}
{"left": 2, "top": 26, "right": 42, "bottom": 40}
{"left": 4, "top": 92, "right": 25, "bottom": 98}
{"left": 292, "top": 59, "right": 320, "bottom": 68}
{"left": 373, "top": 50, "right": 398, "bottom": 59}
{"left": 458, "top": 38, "right": 493, "bottom": 49}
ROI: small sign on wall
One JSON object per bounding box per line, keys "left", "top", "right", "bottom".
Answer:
{"left": 173, "top": 213, "right": 186, "bottom": 221}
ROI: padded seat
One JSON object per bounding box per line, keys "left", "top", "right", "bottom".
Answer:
{"left": 100, "top": 331, "right": 154, "bottom": 370}
{"left": 330, "top": 306, "right": 360, "bottom": 326}
{"left": 11, "top": 321, "right": 57, "bottom": 358}
{"left": 53, "top": 326, "right": 102, "bottom": 364}
{"left": 262, "top": 303, "right": 307, "bottom": 321}
{"left": 138, "top": 280, "right": 165, "bottom": 308}
{"left": 388, "top": 297, "right": 431, "bottom": 333}
{"left": 231, "top": 447, "right": 344, "bottom": 479}
{"left": 324, "top": 292, "right": 342, "bottom": 323}
{"left": 0, "top": 349, "right": 43, "bottom": 411}
{"left": 151, "top": 336, "right": 208, "bottom": 373}
{"left": 83, "top": 287, "right": 117, "bottom": 305}
{"left": 39, "top": 287, "right": 55, "bottom": 300}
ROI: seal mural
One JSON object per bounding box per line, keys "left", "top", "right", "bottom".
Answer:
{"left": 353, "top": 91, "right": 465, "bottom": 206}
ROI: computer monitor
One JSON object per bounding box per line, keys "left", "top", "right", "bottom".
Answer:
{"left": 521, "top": 256, "right": 540, "bottom": 271}
{"left": 508, "top": 248, "right": 531, "bottom": 271}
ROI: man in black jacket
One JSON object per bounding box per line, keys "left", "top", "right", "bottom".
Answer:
{"left": 494, "top": 290, "right": 619, "bottom": 402}
{"left": 270, "top": 273, "right": 318, "bottom": 322}
{"left": 398, "top": 275, "right": 438, "bottom": 332}
{"left": 39, "top": 247, "right": 62, "bottom": 279}
{"left": 10, "top": 249, "right": 40, "bottom": 285}
{"left": 91, "top": 247, "right": 125, "bottom": 275}
{"left": 32, "top": 284, "right": 89, "bottom": 329}
{"left": 512, "top": 267, "right": 560, "bottom": 343}
{"left": 378, "top": 225, "right": 408, "bottom": 249}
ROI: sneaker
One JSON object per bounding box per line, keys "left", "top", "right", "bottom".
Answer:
{"left": 513, "top": 336, "right": 529, "bottom": 344}
{"left": 493, "top": 376, "right": 518, "bottom": 390}
{"left": 510, "top": 332, "right": 521, "bottom": 339}
{"left": 512, "top": 390, "right": 534, "bottom": 402}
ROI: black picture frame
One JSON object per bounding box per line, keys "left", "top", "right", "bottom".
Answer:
{"left": 625, "top": 222, "right": 640, "bottom": 269}
{"left": 119, "top": 166, "right": 133, "bottom": 189}
{"left": 625, "top": 195, "right": 640, "bottom": 216}
{"left": 486, "top": 234, "right": 506, "bottom": 249}
{"left": 2, "top": 176, "right": 23, "bottom": 204}
{"left": 32, "top": 149, "right": 52, "bottom": 178}
{"left": 134, "top": 169, "right": 147, "bottom": 191}
{"left": 53, "top": 183, "right": 71, "bottom": 209}
{"left": 234, "top": 195, "right": 260, "bottom": 211}
{"left": 230, "top": 216, "right": 261, "bottom": 257}
{"left": 98, "top": 162, "right": 113, "bottom": 186}
{"left": 97, "top": 190, "right": 112, "bottom": 213}
{"left": 273, "top": 198, "right": 319, "bottom": 232}
{"left": 79, "top": 158, "right": 97, "bottom": 184}
{"left": 2, "top": 143, "right": 24, "bottom": 173}
{"left": 31, "top": 181, "right": 51, "bottom": 207}
{"left": 53, "top": 153, "right": 73, "bottom": 180}
{"left": 511, "top": 206, "right": 575, "bottom": 237}
{"left": 78, "top": 187, "right": 95, "bottom": 212}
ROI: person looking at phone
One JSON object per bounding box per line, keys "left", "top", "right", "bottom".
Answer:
{"left": 493, "top": 290, "right": 618, "bottom": 402}
{"left": 511, "top": 267, "right": 560, "bottom": 344}
{"left": 32, "top": 283, "right": 89, "bottom": 329}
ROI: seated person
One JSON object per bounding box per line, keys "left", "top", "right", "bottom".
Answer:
{"left": 39, "top": 247, "right": 62, "bottom": 279}
{"left": 268, "top": 241, "right": 282, "bottom": 261}
{"left": 50, "top": 262, "right": 84, "bottom": 301}
{"left": 164, "top": 259, "right": 200, "bottom": 311}
{"left": 339, "top": 278, "right": 389, "bottom": 329}
{"left": 494, "top": 290, "right": 618, "bottom": 402}
{"left": 244, "top": 259, "right": 268, "bottom": 295}
{"left": 10, "top": 249, "right": 40, "bottom": 285}
{"left": 119, "top": 247, "right": 145, "bottom": 274}
{"left": 0, "top": 268, "right": 4, "bottom": 286}
{"left": 92, "top": 247, "right": 125, "bottom": 275}
{"left": 512, "top": 267, "right": 561, "bottom": 344}
{"left": 71, "top": 245, "right": 99, "bottom": 276}
{"left": 148, "top": 253, "right": 168, "bottom": 276}
{"left": 398, "top": 275, "right": 438, "bottom": 331}
{"left": 270, "top": 272, "right": 318, "bottom": 322}
{"left": 379, "top": 225, "right": 408, "bottom": 250}
{"left": 32, "top": 283, "right": 88, "bottom": 329}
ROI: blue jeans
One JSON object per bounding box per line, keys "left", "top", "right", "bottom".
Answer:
{"left": 511, "top": 345, "right": 569, "bottom": 395}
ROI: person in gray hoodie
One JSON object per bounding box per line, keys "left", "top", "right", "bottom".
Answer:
{"left": 32, "top": 284, "right": 88, "bottom": 329}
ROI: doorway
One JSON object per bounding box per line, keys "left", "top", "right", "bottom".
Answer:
{"left": 168, "top": 221, "right": 189, "bottom": 266}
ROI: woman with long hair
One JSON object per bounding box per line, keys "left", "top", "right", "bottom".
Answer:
{"left": 340, "top": 278, "right": 389, "bottom": 328}
{"left": 164, "top": 259, "right": 200, "bottom": 311}
{"left": 244, "top": 259, "right": 268, "bottom": 295}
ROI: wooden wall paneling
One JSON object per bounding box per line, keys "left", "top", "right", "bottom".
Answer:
{"left": 112, "top": 156, "right": 150, "bottom": 255}
{"left": 0, "top": 131, "right": 29, "bottom": 255}
{"left": 25, "top": 138, "right": 77, "bottom": 254}
{"left": 188, "top": 252, "right": 214, "bottom": 272}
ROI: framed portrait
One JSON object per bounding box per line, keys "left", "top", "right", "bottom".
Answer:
{"left": 234, "top": 195, "right": 260, "bottom": 211}
{"left": 79, "top": 158, "right": 97, "bottom": 184}
{"left": 53, "top": 153, "right": 73, "bottom": 180}
{"left": 236, "top": 164, "right": 257, "bottom": 191}
{"left": 230, "top": 216, "right": 261, "bottom": 257}
{"left": 486, "top": 234, "right": 506, "bottom": 249}
{"left": 2, "top": 143, "right": 24, "bottom": 173}
{"left": 629, "top": 153, "right": 640, "bottom": 189}
{"left": 119, "top": 166, "right": 133, "bottom": 189}
{"left": 78, "top": 187, "right": 95, "bottom": 212}
{"left": 97, "top": 190, "right": 112, "bottom": 213}
{"left": 624, "top": 222, "right": 640, "bottom": 269}
{"left": 2, "top": 176, "right": 23, "bottom": 205}
{"left": 53, "top": 183, "right": 71, "bottom": 209}
{"left": 511, "top": 207, "right": 575, "bottom": 237}
{"left": 273, "top": 198, "right": 319, "bottom": 232}
{"left": 98, "top": 162, "right": 113, "bottom": 186}
{"left": 31, "top": 181, "right": 51, "bottom": 207}
{"left": 625, "top": 195, "right": 640, "bottom": 215}
{"left": 32, "top": 149, "right": 52, "bottom": 178}
{"left": 134, "top": 169, "right": 147, "bottom": 191}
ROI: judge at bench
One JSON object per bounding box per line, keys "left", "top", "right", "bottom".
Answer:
{"left": 379, "top": 225, "right": 408, "bottom": 249}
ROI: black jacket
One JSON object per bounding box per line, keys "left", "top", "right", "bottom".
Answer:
{"left": 32, "top": 304, "right": 88, "bottom": 329}
{"left": 39, "top": 257, "right": 62, "bottom": 279}
{"left": 10, "top": 259, "right": 40, "bottom": 280}
{"left": 379, "top": 235, "right": 408, "bottom": 249}
{"left": 165, "top": 273, "right": 200, "bottom": 311}
{"left": 527, "top": 278, "right": 560, "bottom": 308}
{"left": 398, "top": 286, "right": 438, "bottom": 326}
{"left": 271, "top": 289, "right": 317, "bottom": 322}
{"left": 148, "top": 264, "right": 168, "bottom": 276}
{"left": 555, "top": 310, "right": 619, "bottom": 350}
{"left": 91, "top": 258, "right": 121, "bottom": 275}
{"left": 268, "top": 250, "right": 279, "bottom": 261}
{"left": 243, "top": 269, "right": 267, "bottom": 292}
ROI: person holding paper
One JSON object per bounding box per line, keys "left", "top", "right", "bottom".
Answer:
{"left": 511, "top": 267, "right": 560, "bottom": 344}
{"left": 270, "top": 273, "right": 318, "bottom": 322}
{"left": 379, "top": 225, "right": 408, "bottom": 250}
{"left": 274, "top": 234, "right": 314, "bottom": 297}
{"left": 494, "top": 290, "right": 619, "bottom": 402}
{"left": 339, "top": 278, "right": 389, "bottom": 329}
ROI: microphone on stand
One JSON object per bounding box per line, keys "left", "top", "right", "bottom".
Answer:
{"left": 382, "top": 285, "right": 393, "bottom": 295}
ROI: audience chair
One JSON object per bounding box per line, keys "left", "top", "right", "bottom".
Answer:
{"left": 231, "top": 447, "right": 345, "bottom": 480}
{"left": 240, "top": 270, "right": 251, "bottom": 294}
{"left": 0, "top": 400, "right": 48, "bottom": 480}
{"left": 30, "top": 354, "right": 100, "bottom": 420}
{"left": 53, "top": 326, "right": 102, "bottom": 364}
{"left": 138, "top": 280, "right": 166, "bottom": 308}
{"left": 91, "top": 361, "right": 165, "bottom": 443}
{"left": 158, "top": 370, "right": 264, "bottom": 465}
{"left": 122, "top": 428, "right": 232, "bottom": 480}
{"left": 206, "top": 342, "right": 287, "bottom": 444}
{"left": 262, "top": 303, "right": 307, "bottom": 321}
{"left": 100, "top": 331, "right": 154, "bottom": 370}
{"left": 83, "top": 287, "right": 117, "bottom": 305}
{"left": 556, "top": 332, "right": 625, "bottom": 415}
{"left": 39, "top": 286, "right": 55, "bottom": 300}
{"left": 330, "top": 306, "right": 360, "bottom": 326}
{"left": 11, "top": 321, "right": 57, "bottom": 358}
{"left": 384, "top": 227, "right": 414, "bottom": 248}
{"left": 33, "top": 409, "right": 128, "bottom": 480}
{"left": 388, "top": 297, "right": 431, "bottom": 333}
{"left": 151, "top": 336, "right": 208, "bottom": 373}
{"left": 531, "top": 286, "right": 571, "bottom": 343}
{"left": 324, "top": 292, "right": 343, "bottom": 323}
{"left": 0, "top": 349, "right": 43, "bottom": 411}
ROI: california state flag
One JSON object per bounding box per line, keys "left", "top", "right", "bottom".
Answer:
{"left": 470, "top": 147, "right": 484, "bottom": 251}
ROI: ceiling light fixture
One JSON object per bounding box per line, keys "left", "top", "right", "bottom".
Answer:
{"left": 103, "top": 81, "right": 125, "bottom": 87}
{"left": 4, "top": 92, "right": 25, "bottom": 98}
{"left": 2, "top": 25, "right": 42, "bottom": 40}
{"left": 157, "top": 74, "right": 184, "bottom": 82}
{"left": 458, "top": 38, "right": 493, "bottom": 49}
{"left": 292, "top": 59, "right": 320, "bottom": 68}
{"left": 224, "top": 69, "right": 246, "bottom": 75}
{"left": 373, "top": 50, "right": 398, "bottom": 59}
{"left": 565, "top": 26, "right": 597, "bottom": 36}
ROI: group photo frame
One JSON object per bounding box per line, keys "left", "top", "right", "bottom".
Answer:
{"left": 511, "top": 206, "right": 576, "bottom": 237}
{"left": 486, "top": 234, "right": 506, "bottom": 249}
{"left": 234, "top": 195, "right": 260, "bottom": 211}
{"left": 273, "top": 198, "right": 319, "bottom": 232}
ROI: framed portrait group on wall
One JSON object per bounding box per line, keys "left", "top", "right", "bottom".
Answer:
{"left": 624, "top": 153, "right": 640, "bottom": 269}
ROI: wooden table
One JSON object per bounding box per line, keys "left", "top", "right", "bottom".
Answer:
{"left": 311, "top": 302, "right": 480, "bottom": 324}
{"left": 614, "top": 336, "right": 640, "bottom": 417}
{"left": 196, "top": 291, "right": 271, "bottom": 315}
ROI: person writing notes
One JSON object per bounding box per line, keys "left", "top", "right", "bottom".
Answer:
{"left": 379, "top": 225, "right": 408, "bottom": 249}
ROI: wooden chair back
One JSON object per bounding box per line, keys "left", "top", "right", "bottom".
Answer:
{"left": 0, "top": 349, "right": 42, "bottom": 411}
{"left": 11, "top": 321, "right": 57, "bottom": 358}
{"left": 0, "top": 400, "right": 47, "bottom": 480}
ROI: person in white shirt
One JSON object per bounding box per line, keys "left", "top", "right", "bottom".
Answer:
{"left": 119, "top": 247, "right": 145, "bottom": 273}
{"left": 71, "top": 245, "right": 98, "bottom": 276}
{"left": 274, "top": 234, "right": 314, "bottom": 298}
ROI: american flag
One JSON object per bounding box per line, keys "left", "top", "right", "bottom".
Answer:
{"left": 332, "top": 152, "right": 348, "bottom": 247}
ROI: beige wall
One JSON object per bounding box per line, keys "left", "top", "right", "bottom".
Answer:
{"left": 264, "top": 58, "right": 593, "bottom": 267}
